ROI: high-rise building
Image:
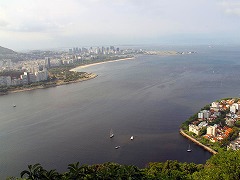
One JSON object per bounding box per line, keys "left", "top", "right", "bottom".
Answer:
{"left": 45, "top": 57, "right": 51, "bottom": 68}
{"left": 207, "top": 126, "right": 216, "bottom": 136}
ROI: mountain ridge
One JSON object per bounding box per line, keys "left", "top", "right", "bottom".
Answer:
{"left": 0, "top": 46, "right": 16, "bottom": 55}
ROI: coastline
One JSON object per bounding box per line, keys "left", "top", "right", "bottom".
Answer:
{"left": 179, "top": 129, "right": 217, "bottom": 155}
{"left": 70, "top": 57, "right": 135, "bottom": 71}
{"left": 2, "top": 57, "right": 134, "bottom": 96}
{"left": 7, "top": 73, "right": 97, "bottom": 95}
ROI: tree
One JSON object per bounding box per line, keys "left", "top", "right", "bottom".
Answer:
{"left": 20, "top": 163, "right": 44, "bottom": 180}
{"left": 67, "top": 162, "right": 81, "bottom": 179}
{"left": 192, "top": 150, "right": 240, "bottom": 180}
{"left": 41, "top": 169, "right": 60, "bottom": 180}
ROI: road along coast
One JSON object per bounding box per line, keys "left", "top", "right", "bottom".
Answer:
{"left": 180, "top": 129, "right": 217, "bottom": 155}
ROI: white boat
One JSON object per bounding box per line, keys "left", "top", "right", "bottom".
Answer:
{"left": 110, "top": 129, "right": 114, "bottom": 138}
{"left": 13, "top": 104, "right": 16, "bottom": 107}
{"left": 187, "top": 144, "right": 192, "bottom": 152}
{"left": 130, "top": 136, "right": 134, "bottom": 140}
{"left": 115, "top": 146, "right": 120, "bottom": 149}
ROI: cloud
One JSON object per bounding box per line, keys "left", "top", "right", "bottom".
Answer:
{"left": 0, "top": 19, "right": 8, "bottom": 27}
{"left": 0, "top": 0, "right": 240, "bottom": 50}
{"left": 220, "top": 0, "right": 240, "bottom": 16}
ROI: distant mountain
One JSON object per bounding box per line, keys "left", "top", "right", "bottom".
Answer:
{"left": 0, "top": 46, "right": 16, "bottom": 55}
{"left": 0, "top": 46, "right": 21, "bottom": 61}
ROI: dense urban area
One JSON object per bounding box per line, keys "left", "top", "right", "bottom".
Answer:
{"left": 0, "top": 45, "right": 189, "bottom": 95}
{"left": 0, "top": 46, "right": 141, "bottom": 94}
{"left": 181, "top": 98, "right": 240, "bottom": 152}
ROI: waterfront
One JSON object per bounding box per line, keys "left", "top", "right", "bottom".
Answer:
{"left": 1, "top": 45, "right": 240, "bottom": 178}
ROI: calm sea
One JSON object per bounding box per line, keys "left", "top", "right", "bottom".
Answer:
{"left": 0, "top": 45, "right": 240, "bottom": 178}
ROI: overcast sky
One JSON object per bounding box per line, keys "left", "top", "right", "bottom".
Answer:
{"left": 0, "top": 0, "right": 240, "bottom": 50}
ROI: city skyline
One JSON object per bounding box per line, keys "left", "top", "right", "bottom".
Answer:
{"left": 0, "top": 0, "right": 240, "bottom": 50}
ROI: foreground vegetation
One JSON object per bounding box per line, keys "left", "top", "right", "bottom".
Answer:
{"left": 7, "top": 150, "right": 240, "bottom": 180}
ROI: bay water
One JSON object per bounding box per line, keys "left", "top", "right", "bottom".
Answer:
{"left": 0, "top": 45, "right": 240, "bottom": 178}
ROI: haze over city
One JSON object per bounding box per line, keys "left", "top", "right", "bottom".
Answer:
{"left": 0, "top": 0, "right": 240, "bottom": 50}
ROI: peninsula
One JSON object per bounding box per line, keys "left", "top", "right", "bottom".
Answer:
{"left": 180, "top": 98, "right": 240, "bottom": 153}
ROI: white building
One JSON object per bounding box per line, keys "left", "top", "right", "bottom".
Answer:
{"left": 198, "top": 112, "right": 204, "bottom": 119}
{"left": 20, "top": 73, "right": 29, "bottom": 84}
{"left": 230, "top": 105, "right": 236, "bottom": 114}
{"left": 198, "top": 121, "right": 208, "bottom": 128}
{"left": 207, "top": 126, "right": 216, "bottom": 136}
{"left": 189, "top": 124, "right": 200, "bottom": 135}
{"left": 203, "top": 110, "right": 210, "bottom": 119}
{"left": 198, "top": 110, "right": 210, "bottom": 120}
{"left": 232, "top": 103, "right": 239, "bottom": 110}
{"left": 211, "top": 102, "right": 219, "bottom": 108}
{"left": 35, "top": 69, "right": 48, "bottom": 82}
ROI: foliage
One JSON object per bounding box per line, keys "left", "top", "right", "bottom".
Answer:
{"left": 235, "top": 120, "right": 240, "bottom": 127}
{"left": 181, "top": 113, "right": 198, "bottom": 130}
{"left": 199, "top": 127, "right": 207, "bottom": 136}
{"left": 192, "top": 150, "right": 240, "bottom": 180}
{"left": 9, "top": 149, "right": 240, "bottom": 179}
{"left": 201, "top": 104, "right": 210, "bottom": 111}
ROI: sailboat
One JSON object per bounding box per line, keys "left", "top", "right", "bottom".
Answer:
{"left": 110, "top": 129, "right": 114, "bottom": 138}
{"left": 187, "top": 144, "right": 192, "bottom": 152}
{"left": 130, "top": 136, "right": 134, "bottom": 140}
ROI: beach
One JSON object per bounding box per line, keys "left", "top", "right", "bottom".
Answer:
{"left": 2, "top": 57, "right": 135, "bottom": 96}
{"left": 70, "top": 57, "right": 135, "bottom": 71}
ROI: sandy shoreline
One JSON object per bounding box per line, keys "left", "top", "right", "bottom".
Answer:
{"left": 2, "top": 57, "right": 134, "bottom": 95}
{"left": 70, "top": 57, "right": 135, "bottom": 71}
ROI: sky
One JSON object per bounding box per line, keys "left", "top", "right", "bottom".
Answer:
{"left": 0, "top": 0, "right": 240, "bottom": 51}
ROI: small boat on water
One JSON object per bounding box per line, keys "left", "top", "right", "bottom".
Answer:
{"left": 110, "top": 129, "right": 114, "bottom": 138}
{"left": 130, "top": 136, "right": 134, "bottom": 140}
{"left": 115, "top": 146, "right": 120, "bottom": 149}
{"left": 13, "top": 104, "right": 16, "bottom": 107}
{"left": 187, "top": 144, "right": 192, "bottom": 152}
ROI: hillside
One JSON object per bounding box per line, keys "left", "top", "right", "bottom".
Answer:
{"left": 0, "top": 46, "right": 16, "bottom": 55}
{"left": 0, "top": 46, "right": 21, "bottom": 62}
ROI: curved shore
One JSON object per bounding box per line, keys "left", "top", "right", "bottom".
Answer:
{"left": 2, "top": 57, "right": 134, "bottom": 95}
{"left": 180, "top": 129, "right": 217, "bottom": 155}
{"left": 7, "top": 73, "right": 98, "bottom": 95}
{"left": 70, "top": 57, "right": 135, "bottom": 71}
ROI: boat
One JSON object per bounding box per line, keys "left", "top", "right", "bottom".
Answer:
{"left": 187, "top": 144, "right": 192, "bottom": 152}
{"left": 130, "top": 136, "right": 134, "bottom": 140}
{"left": 115, "top": 146, "right": 120, "bottom": 149}
{"left": 110, "top": 129, "right": 114, "bottom": 138}
{"left": 13, "top": 104, "right": 16, "bottom": 107}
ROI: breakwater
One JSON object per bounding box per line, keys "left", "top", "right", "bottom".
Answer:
{"left": 180, "top": 129, "right": 217, "bottom": 155}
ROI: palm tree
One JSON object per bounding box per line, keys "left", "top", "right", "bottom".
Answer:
{"left": 67, "top": 162, "right": 81, "bottom": 179}
{"left": 41, "top": 169, "right": 60, "bottom": 180}
{"left": 20, "top": 163, "right": 44, "bottom": 180}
